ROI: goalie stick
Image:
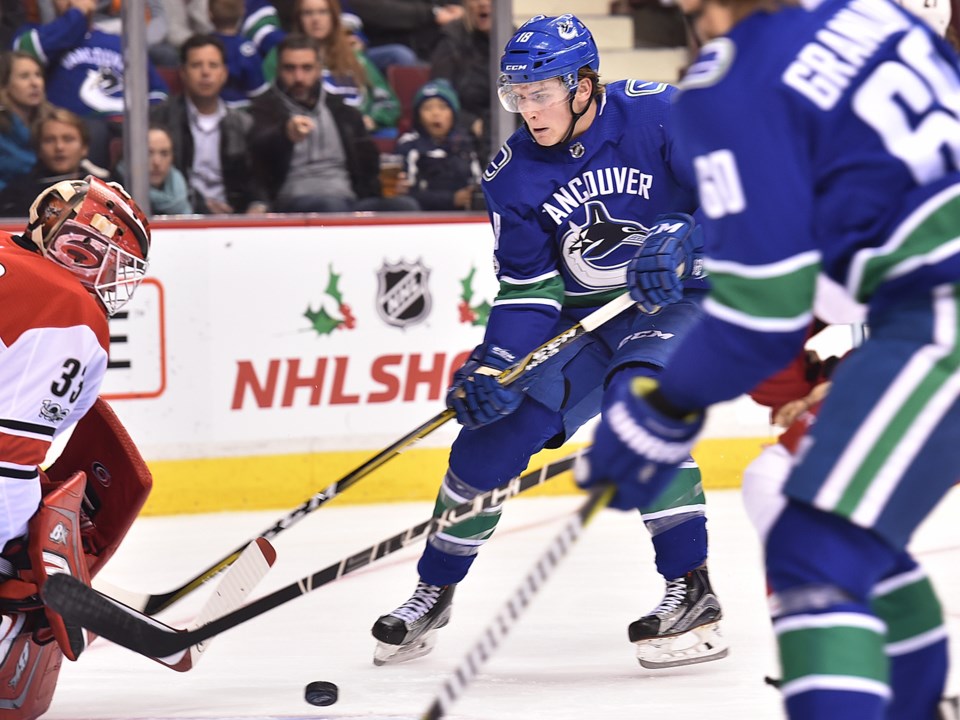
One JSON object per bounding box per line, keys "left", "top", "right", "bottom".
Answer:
{"left": 41, "top": 451, "right": 583, "bottom": 660}
{"left": 421, "top": 485, "right": 614, "bottom": 720}
{"left": 112, "top": 292, "right": 635, "bottom": 616}
{"left": 148, "top": 537, "right": 276, "bottom": 671}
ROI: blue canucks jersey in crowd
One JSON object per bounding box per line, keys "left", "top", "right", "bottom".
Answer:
{"left": 13, "top": 8, "right": 168, "bottom": 117}
{"left": 659, "top": 0, "right": 960, "bottom": 411}
{"left": 481, "top": 79, "right": 707, "bottom": 357}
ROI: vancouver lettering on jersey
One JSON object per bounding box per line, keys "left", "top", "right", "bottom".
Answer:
{"left": 782, "top": 0, "right": 912, "bottom": 110}
{"left": 60, "top": 46, "right": 124, "bottom": 73}
{"left": 541, "top": 166, "right": 654, "bottom": 225}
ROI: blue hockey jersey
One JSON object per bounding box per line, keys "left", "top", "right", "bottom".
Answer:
{"left": 480, "top": 80, "right": 704, "bottom": 356}
{"left": 658, "top": 0, "right": 960, "bottom": 411}
{"left": 14, "top": 8, "right": 168, "bottom": 117}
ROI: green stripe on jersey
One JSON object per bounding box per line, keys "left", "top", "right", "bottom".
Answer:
{"left": 854, "top": 192, "right": 960, "bottom": 301}
{"left": 835, "top": 291, "right": 960, "bottom": 517}
{"left": 873, "top": 575, "right": 944, "bottom": 645}
{"left": 708, "top": 262, "right": 818, "bottom": 322}
{"left": 497, "top": 275, "right": 565, "bottom": 306}
{"left": 779, "top": 624, "right": 887, "bottom": 685}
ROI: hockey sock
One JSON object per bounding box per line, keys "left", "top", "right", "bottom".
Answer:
{"left": 417, "top": 469, "right": 503, "bottom": 586}
{"left": 641, "top": 462, "right": 707, "bottom": 579}
{"left": 766, "top": 501, "right": 898, "bottom": 720}
{"left": 872, "top": 555, "right": 947, "bottom": 720}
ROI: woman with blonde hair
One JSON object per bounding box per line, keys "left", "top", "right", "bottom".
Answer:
{"left": 295, "top": 0, "right": 400, "bottom": 137}
{"left": 0, "top": 51, "right": 53, "bottom": 192}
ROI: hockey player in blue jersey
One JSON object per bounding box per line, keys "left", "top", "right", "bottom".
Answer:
{"left": 576, "top": 1, "right": 960, "bottom": 718}
{"left": 372, "top": 14, "right": 728, "bottom": 670}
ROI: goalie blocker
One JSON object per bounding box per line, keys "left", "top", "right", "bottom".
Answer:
{"left": 0, "top": 398, "right": 151, "bottom": 720}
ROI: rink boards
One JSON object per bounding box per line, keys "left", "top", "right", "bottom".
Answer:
{"left": 0, "top": 215, "right": 795, "bottom": 515}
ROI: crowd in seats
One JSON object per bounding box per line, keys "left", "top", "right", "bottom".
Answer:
{"left": 0, "top": 0, "right": 503, "bottom": 218}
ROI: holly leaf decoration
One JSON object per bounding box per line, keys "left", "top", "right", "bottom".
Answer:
{"left": 460, "top": 267, "right": 476, "bottom": 302}
{"left": 470, "top": 299, "right": 491, "bottom": 326}
{"left": 304, "top": 305, "right": 343, "bottom": 336}
{"left": 325, "top": 264, "right": 344, "bottom": 306}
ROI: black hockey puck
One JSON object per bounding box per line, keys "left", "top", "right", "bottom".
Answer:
{"left": 305, "top": 680, "right": 338, "bottom": 706}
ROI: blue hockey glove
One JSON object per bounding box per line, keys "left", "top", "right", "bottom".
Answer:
{"left": 574, "top": 376, "right": 703, "bottom": 510}
{"left": 628, "top": 213, "right": 704, "bottom": 314}
{"left": 446, "top": 343, "right": 524, "bottom": 429}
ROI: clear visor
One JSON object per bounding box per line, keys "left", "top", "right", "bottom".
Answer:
{"left": 497, "top": 77, "right": 573, "bottom": 113}
{"left": 47, "top": 220, "right": 149, "bottom": 316}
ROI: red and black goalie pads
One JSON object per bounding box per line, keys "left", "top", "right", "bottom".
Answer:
{"left": 44, "top": 397, "right": 152, "bottom": 578}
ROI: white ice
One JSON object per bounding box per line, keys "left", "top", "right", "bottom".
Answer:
{"left": 45, "top": 486, "right": 960, "bottom": 720}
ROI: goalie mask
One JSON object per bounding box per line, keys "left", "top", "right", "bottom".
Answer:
{"left": 26, "top": 177, "right": 151, "bottom": 316}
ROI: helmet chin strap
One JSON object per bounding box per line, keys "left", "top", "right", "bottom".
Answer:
{"left": 526, "top": 91, "right": 594, "bottom": 149}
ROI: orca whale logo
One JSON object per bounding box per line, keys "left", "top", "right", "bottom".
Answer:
{"left": 561, "top": 201, "right": 648, "bottom": 289}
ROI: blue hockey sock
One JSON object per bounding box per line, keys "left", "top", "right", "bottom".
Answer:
{"left": 872, "top": 556, "right": 947, "bottom": 720}
{"left": 648, "top": 515, "right": 707, "bottom": 580}
{"left": 640, "top": 462, "right": 707, "bottom": 579}
{"left": 766, "top": 501, "right": 898, "bottom": 720}
{"left": 415, "top": 468, "right": 502, "bottom": 586}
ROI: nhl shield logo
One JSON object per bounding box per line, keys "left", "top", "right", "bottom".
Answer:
{"left": 376, "top": 260, "right": 432, "bottom": 328}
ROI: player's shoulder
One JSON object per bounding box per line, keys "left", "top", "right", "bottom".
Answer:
{"left": 481, "top": 127, "right": 535, "bottom": 195}
{"left": 606, "top": 79, "right": 677, "bottom": 106}
{"left": 0, "top": 237, "right": 108, "bottom": 347}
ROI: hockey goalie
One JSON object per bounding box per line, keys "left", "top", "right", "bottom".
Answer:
{"left": 0, "top": 399, "right": 152, "bottom": 719}
{"left": 0, "top": 176, "right": 152, "bottom": 718}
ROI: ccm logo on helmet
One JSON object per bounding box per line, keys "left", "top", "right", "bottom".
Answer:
{"left": 505, "top": 64, "right": 527, "bottom": 71}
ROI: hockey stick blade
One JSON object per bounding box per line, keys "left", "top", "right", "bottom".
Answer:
{"left": 151, "top": 537, "right": 276, "bottom": 671}
{"left": 421, "top": 485, "right": 614, "bottom": 720}
{"left": 42, "top": 452, "right": 582, "bottom": 660}
{"left": 125, "top": 293, "right": 634, "bottom": 616}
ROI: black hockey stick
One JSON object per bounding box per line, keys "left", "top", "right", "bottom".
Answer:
{"left": 421, "top": 484, "right": 614, "bottom": 720}
{"left": 42, "top": 451, "right": 584, "bottom": 660}
{"left": 112, "top": 292, "right": 635, "bottom": 616}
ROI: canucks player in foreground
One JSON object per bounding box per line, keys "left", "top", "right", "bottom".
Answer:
{"left": 577, "top": 0, "right": 960, "bottom": 718}
{"left": 372, "top": 14, "right": 728, "bottom": 670}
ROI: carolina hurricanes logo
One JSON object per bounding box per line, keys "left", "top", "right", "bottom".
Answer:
{"left": 561, "top": 201, "right": 648, "bottom": 289}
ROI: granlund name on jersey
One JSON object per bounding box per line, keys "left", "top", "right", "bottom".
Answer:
{"left": 482, "top": 80, "right": 699, "bottom": 303}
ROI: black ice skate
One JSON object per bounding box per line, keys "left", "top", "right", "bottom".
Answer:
{"left": 628, "top": 565, "right": 728, "bottom": 669}
{"left": 371, "top": 582, "right": 456, "bottom": 666}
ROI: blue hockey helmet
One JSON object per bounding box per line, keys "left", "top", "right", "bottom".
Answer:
{"left": 498, "top": 14, "right": 599, "bottom": 102}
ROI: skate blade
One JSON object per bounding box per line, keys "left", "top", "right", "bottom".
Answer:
{"left": 634, "top": 620, "right": 729, "bottom": 669}
{"left": 373, "top": 630, "right": 439, "bottom": 666}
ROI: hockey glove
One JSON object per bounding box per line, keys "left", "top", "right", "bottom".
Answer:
{"left": 574, "top": 376, "right": 703, "bottom": 510}
{"left": 447, "top": 343, "right": 524, "bottom": 429}
{"left": 628, "top": 213, "right": 704, "bottom": 314}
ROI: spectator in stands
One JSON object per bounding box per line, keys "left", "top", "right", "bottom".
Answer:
{"left": 117, "top": 125, "right": 195, "bottom": 215}
{"left": 0, "top": 51, "right": 54, "bottom": 193}
{"left": 90, "top": 0, "right": 179, "bottom": 67}
{"left": 295, "top": 0, "right": 400, "bottom": 138}
{"left": 249, "top": 33, "right": 419, "bottom": 212}
{"left": 12, "top": 0, "right": 169, "bottom": 118}
{"left": 348, "top": 0, "right": 462, "bottom": 66}
{"left": 337, "top": 0, "right": 418, "bottom": 75}
{"left": 0, "top": 106, "right": 111, "bottom": 217}
{"left": 150, "top": 34, "right": 269, "bottom": 214}
{"left": 161, "top": 0, "right": 214, "bottom": 54}
{"left": 13, "top": 0, "right": 170, "bottom": 169}
{"left": 209, "top": 0, "right": 270, "bottom": 108}
{"left": 397, "top": 79, "right": 481, "bottom": 211}
{"left": 429, "top": 0, "right": 491, "bottom": 160}
{"left": 0, "top": 0, "right": 25, "bottom": 48}
{"left": 241, "top": 0, "right": 287, "bottom": 78}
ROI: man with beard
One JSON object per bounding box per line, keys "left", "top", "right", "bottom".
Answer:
{"left": 248, "top": 33, "right": 418, "bottom": 212}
